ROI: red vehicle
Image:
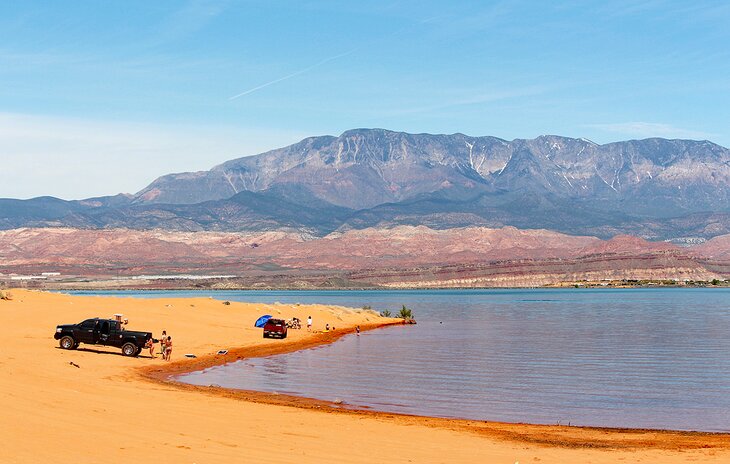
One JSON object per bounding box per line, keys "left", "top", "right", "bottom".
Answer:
{"left": 263, "top": 318, "right": 288, "bottom": 339}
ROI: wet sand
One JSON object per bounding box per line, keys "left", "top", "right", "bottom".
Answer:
{"left": 1, "top": 289, "right": 729, "bottom": 463}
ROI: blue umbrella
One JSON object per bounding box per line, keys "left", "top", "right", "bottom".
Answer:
{"left": 254, "top": 315, "right": 273, "bottom": 328}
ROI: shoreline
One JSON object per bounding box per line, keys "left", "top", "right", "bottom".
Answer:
{"left": 142, "top": 319, "right": 730, "bottom": 451}
{"left": 45, "top": 283, "right": 730, "bottom": 292}
{"left": 3, "top": 289, "right": 730, "bottom": 463}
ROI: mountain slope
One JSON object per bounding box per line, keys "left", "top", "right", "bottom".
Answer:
{"left": 134, "top": 130, "right": 730, "bottom": 217}
{"left": 3, "top": 129, "right": 730, "bottom": 239}
{"left": 57, "top": 188, "right": 351, "bottom": 235}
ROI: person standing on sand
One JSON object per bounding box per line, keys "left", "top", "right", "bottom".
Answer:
{"left": 165, "top": 336, "right": 173, "bottom": 361}
{"left": 159, "top": 330, "right": 167, "bottom": 359}
{"left": 145, "top": 338, "right": 155, "bottom": 357}
{"left": 307, "top": 316, "right": 312, "bottom": 332}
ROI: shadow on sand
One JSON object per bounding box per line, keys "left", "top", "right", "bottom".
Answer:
{"left": 55, "top": 346, "right": 156, "bottom": 359}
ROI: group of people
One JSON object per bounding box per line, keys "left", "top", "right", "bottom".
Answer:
{"left": 142, "top": 316, "right": 360, "bottom": 361}
{"left": 144, "top": 329, "right": 173, "bottom": 360}
{"left": 307, "top": 316, "right": 360, "bottom": 335}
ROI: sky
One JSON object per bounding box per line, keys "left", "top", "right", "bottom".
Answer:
{"left": 1, "top": 0, "right": 729, "bottom": 199}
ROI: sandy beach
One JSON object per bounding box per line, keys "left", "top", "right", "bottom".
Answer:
{"left": 1, "top": 289, "right": 728, "bottom": 463}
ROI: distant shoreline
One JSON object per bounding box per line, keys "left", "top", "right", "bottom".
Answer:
{"left": 32, "top": 279, "right": 730, "bottom": 292}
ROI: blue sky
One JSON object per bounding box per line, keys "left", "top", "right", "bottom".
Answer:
{"left": 1, "top": 0, "right": 729, "bottom": 199}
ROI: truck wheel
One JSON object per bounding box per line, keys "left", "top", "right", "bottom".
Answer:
{"left": 121, "top": 343, "right": 138, "bottom": 357}
{"left": 59, "top": 336, "right": 76, "bottom": 350}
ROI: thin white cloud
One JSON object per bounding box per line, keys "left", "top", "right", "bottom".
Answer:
{"left": 587, "top": 122, "right": 716, "bottom": 140}
{"left": 0, "top": 113, "right": 306, "bottom": 200}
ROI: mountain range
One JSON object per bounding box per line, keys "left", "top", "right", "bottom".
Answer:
{"left": 3, "top": 129, "right": 730, "bottom": 240}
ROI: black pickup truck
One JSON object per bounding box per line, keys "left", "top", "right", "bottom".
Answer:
{"left": 54, "top": 318, "right": 153, "bottom": 357}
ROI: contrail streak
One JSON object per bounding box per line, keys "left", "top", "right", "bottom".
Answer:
{"left": 228, "top": 49, "right": 357, "bottom": 100}
{"left": 227, "top": 16, "right": 441, "bottom": 101}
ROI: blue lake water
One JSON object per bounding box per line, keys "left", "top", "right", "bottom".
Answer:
{"left": 69, "top": 288, "right": 730, "bottom": 431}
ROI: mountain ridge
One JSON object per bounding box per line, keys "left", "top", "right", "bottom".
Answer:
{"left": 2, "top": 129, "right": 730, "bottom": 240}
{"left": 135, "top": 129, "right": 730, "bottom": 208}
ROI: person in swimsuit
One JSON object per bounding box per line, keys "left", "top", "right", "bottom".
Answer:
{"left": 165, "top": 336, "right": 172, "bottom": 361}
{"left": 145, "top": 337, "right": 155, "bottom": 357}
{"left": 307, "top": 316, "right": 312, "bottom": 332}
{"left": 356, "top": 325, "right": 360, "bottom": 336}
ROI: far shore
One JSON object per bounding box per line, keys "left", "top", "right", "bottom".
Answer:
{"left": 1, "top": 289, "right": 729, "bottom": 463}
{"left": 7, "top": 276, "right": 730, "bottom": 292}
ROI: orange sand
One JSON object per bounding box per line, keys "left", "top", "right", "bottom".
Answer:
{"left": 1, "top": 289, "right": 728, "bottom": 463}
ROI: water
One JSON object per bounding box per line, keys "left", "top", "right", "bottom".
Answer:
{"left": 70, "top": 288, "right": 730, "bottom": 431}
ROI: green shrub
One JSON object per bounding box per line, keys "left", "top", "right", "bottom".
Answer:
{"left": 380, "top": 309, "right": 392, "bottom": 317}
{"left": 398, "top": 305, "right": 413, "bottom": 319}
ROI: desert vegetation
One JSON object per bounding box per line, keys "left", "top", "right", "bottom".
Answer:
{"left": 398, "top": 305, "right": 413, "bottom": 319}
